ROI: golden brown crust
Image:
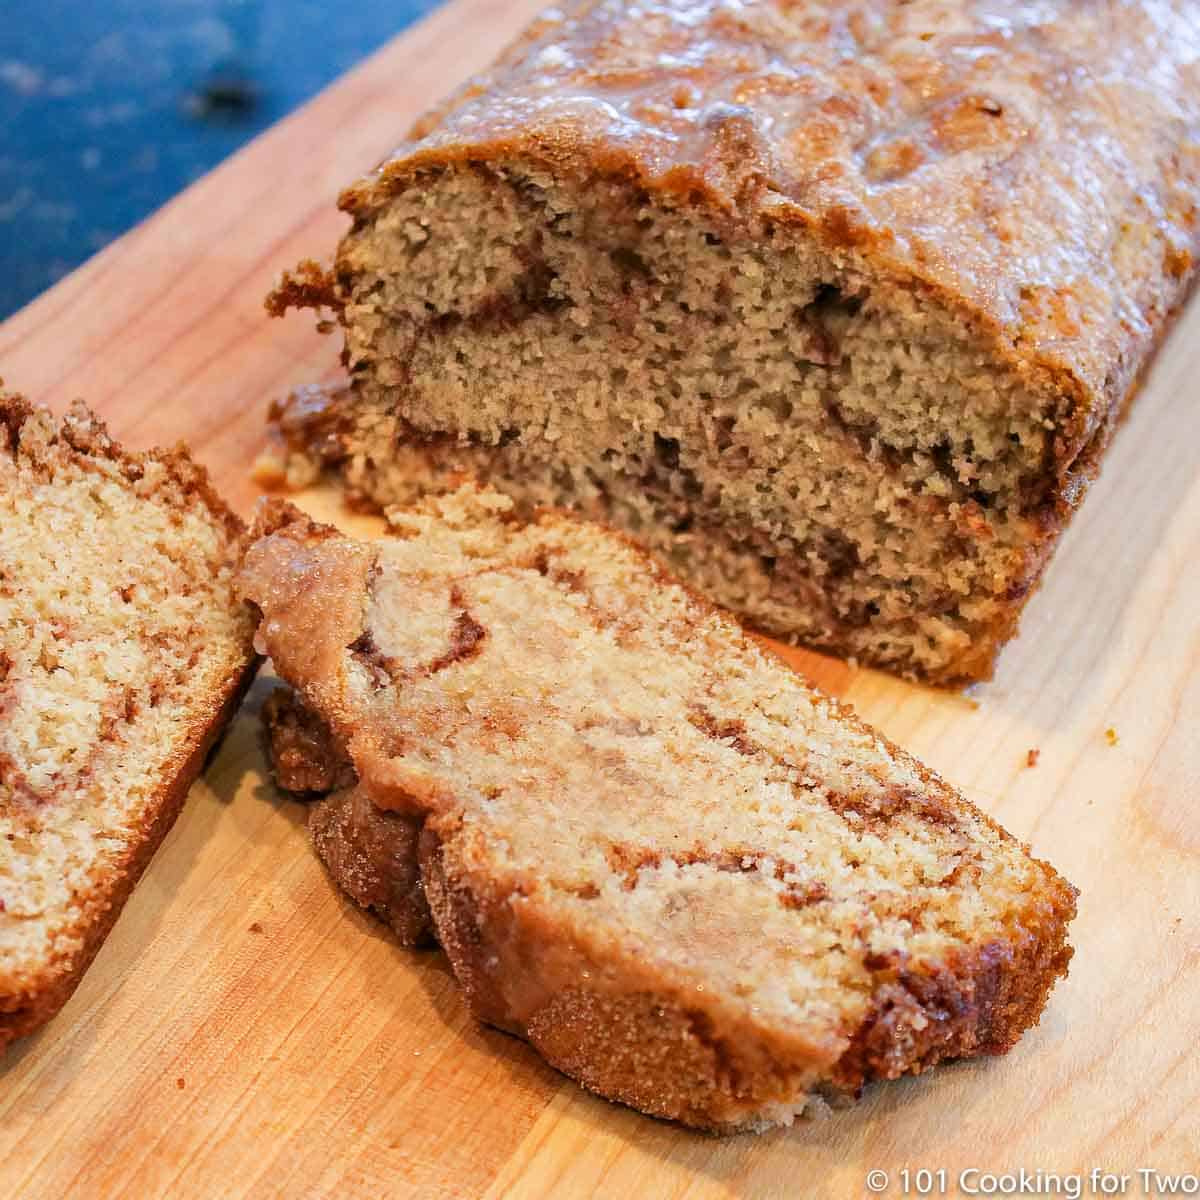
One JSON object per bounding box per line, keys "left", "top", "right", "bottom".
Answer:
{"left": 420, "top": 806, "right": 1074, "bottom": 1131}
{"left": 828, "top": 912, "right": 1074, "bottom": 1093}
{"left": 420, "top": 826, "right": 828, "bottom": 1130}
{"left": 260, "top": 684, "right": 436, "bottom": 945}
{"left": 240, "top": 499, "right": 375, "bottom": 706}
{"left": 261, "top": 685, "right": 433, "bottom": 946}
{"left": 339, "top": 0, "right": 1200, "bottom": 464}
{"left": 0, "top": 391, "right": 259, "bottom": 1049}
{"left": 0, "top": 390, "right": 247, "bottom": 548}
{"left": 309, "top": 788, "right": 433, "bottom": 948}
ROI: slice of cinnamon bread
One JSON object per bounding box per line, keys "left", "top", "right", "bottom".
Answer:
{"left": 239, "top": 488, "right": 1076, "bottom": 1132}
{"left": 0, "top": 393, "right": 257, "bottom": 1048}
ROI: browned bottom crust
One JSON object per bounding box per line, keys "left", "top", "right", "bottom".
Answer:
{"left": 419, "top": 824, "right": 1074, "bottom": 1132}
{"left": 308, "top": 788, "right": 432, "bottom": 948}
{"left": 268, "top": 689, "right": 1074, "bottom": 1132}
{"left": 262, "top": 688, "right": 433, "bottom": 946}
{"left": 262, "top": 686, "right": 356, "bottom": 796}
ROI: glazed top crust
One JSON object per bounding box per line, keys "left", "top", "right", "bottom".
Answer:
{"left": 343, "top": 0, "right": 1200, "bottom": 444}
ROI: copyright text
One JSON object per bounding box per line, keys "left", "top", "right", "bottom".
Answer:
{"left": 863, "top": 1168, "right": 1200, "bottom": 1198}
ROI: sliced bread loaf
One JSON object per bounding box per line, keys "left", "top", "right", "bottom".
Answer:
{"left": 239, "top": 488, "right": 1076, "bottom": 1132}
{"left": 268, "top": 0, "right": 1200, "bottom": 684}
{"left": 0, "top": 394, "right": 257, "bottom": 1047}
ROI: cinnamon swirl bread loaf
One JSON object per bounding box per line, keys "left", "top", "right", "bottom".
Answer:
{"left": 267, "top": 0, "right": 1200, "bottom": 684}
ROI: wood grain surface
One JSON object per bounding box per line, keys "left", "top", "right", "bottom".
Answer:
{"left": 1, "top": 1, "right": 1197, "bottom": 1195}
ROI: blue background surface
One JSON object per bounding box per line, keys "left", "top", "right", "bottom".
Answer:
{"left": 0, "top": 0, "right": 436, "bottom": 319}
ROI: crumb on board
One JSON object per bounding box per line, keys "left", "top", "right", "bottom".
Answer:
{"left": 250, "top": 445, "right": 288, "bottom": 489}
{"left": 248, "top": 921, "right": 264, "bottom": 934}
{"left": 176, "top": 1078, "right": 186, "bottom": 1090}
{"left": 1105, "top": 727, "right": 1119, "bottom": 746}
{"left": 1026, "top": 748, "right": 1040, "bottom": 768}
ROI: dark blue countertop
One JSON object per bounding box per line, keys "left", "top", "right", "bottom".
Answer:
{"left": 0, "top": 0, "right": 437, "bottom": 319}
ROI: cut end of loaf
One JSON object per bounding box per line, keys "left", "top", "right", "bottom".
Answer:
{"left": 240, "top": 487, "right": 1076, "bottom": 1131}
{"left": 0, "top": 393, "right": 257, "bottom": 1045}
{"left": 299, "top": 156, "right": 1084, "bottom": 684}
{"left": 267, "top": 0, "right": 1200, "bottom": 684}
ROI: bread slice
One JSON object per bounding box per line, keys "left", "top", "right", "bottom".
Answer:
{"left": 0, "top": 394, "right": 257, "bottom": 1048}
{"left": 238, "top": 487, "right": 1076, "bottom": 1132}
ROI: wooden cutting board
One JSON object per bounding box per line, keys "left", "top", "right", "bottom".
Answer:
{"left": 1, "top": 1, "right": 1197, "bottom": 1195}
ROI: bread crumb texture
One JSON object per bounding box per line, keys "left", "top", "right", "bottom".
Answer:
{"left": 241, "top": 486, "right": 1076, "bottom": 1131}
{"left": 276, "top": 0, "right": 1200, "bottom": 684}
{"left": 0, "top": 394, "right": 255, "bottom": 1043}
